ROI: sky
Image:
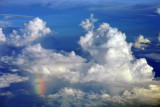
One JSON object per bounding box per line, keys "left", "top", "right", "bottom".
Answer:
{"left": 0, "top": 0, "right": 160, "bottom": 107}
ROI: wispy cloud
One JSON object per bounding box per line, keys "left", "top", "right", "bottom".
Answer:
{"left": 156, "top": 8, "right": 160, "bottom": 14}
{"left": 140, "top": 14, "right": 157, "bottom": 17}
{"left": 0, "top": 14, "right": 33, "bottom": 18}
{"left": 0, "top": 73, "right": 28, "bottom": 88}
{"left": 0, "top": 20, "right": 12, "bottom": 27}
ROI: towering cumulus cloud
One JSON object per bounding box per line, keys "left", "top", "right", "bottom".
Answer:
{"left": 79, "top": 15, "right": 153, "bottom": 83}
{"left": 0, "top": 16, "right": 160, "bottom": 106}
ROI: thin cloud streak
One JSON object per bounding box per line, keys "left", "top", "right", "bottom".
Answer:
{"left": 0, "top": 14, "right": 33, "bottom": 18}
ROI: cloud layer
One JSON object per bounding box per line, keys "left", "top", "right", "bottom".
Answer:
{"left": 0, "top": 15, "right": 160, "bottom": 106}
{"left": 46, "top": 86, "right": 160, "bottom": 107}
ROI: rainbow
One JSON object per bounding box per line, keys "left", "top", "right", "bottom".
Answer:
{"left": 34, "top": 74, "right": 46, "bottom": 95}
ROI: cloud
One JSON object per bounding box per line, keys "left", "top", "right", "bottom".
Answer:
{"left": 0, "top": 73, "right": 28, "bottom": 88}
{"left": 6, "top": 15, "right": 154, "bottom": 84}
{"left": 46, "top": 86, "right": 160, "bottom": 106}
{"left": 0, "top": 15, "right": 160, "bottom": 106}
{"left": 79, "top": 16, "right": 153, "bottom": 83}
{"left": 158, "top": 32, "right": 160, "bottom": 42}
{"left": 0, "top": 14, "right": 33, "bottom": 19}
{"left": 135, "top": 35, "right": 151, "bottom": 43}
{"left": 156, "top": 8, "right": 160, "bottom": 14}
{"left": 47, "top": 88, "right": 85, "bottom": 107}
{"left": 143, "top": 53, "right": 160, "bottom": 62}
{"left": 1, "top": 17, "right": 51, "bottom": 46}
{"left": 0, "top": 28, "right": 6, "bottom": 42}
{"left": 134, "top": 35, "right": 151, "bottom": 50}
{"left": 0, "top": 21, "right": 12, "bottom": 27}
{"left": 79, "top": 14, "right": 97, "bottom": 31}
{"left": 13, "top": 44, "right": 86, "bottom": 83}
{"left": 131, "top": 85, "right": 160, "bottom": 105}
{"left": 0, "top": 91, "right": 13, "bottom": 96}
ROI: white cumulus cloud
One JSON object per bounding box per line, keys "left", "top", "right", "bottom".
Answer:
{"left": 0, "top": 28, "right": 6, "bottom": 42}
{"left": 10, "top": 17, "right": 51, "bottom": 46}
{"left": 14, "top": 44, "right": 87, "bottom": 83}
{"left": 47, "top": 88, "right": 85, "bottom": 107}
{"left": 134, "top": 35, "right": 150, "bottom": 50}
{"left": 79, "top": 17, "right": 153, "bottom": 83}
{"left": 0, "top": 17, "right": 51, "bottom": 46}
